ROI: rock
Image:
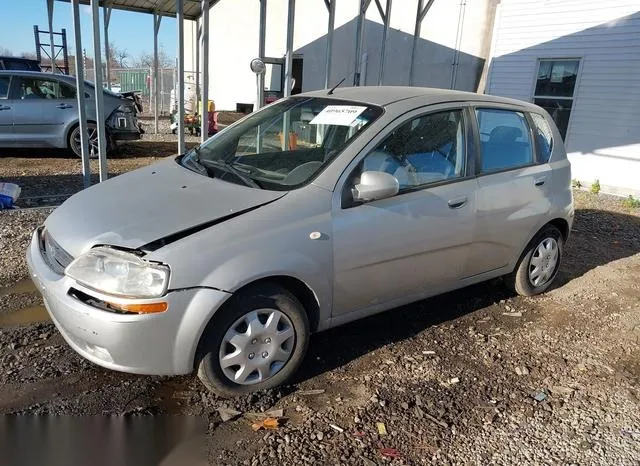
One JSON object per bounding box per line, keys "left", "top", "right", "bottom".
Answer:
{"left": 316, "top": 431, "right": 324, "bottom": 441}
{"left": 400, "top": 402, "right": 409, "bottom": 410}
{"left": 515, "top": 366, "right": 529, "bottom": 376}
{"left": 217, "top": 407, "right": 241, "bottom": 422}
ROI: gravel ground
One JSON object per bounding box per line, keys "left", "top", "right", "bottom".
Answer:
{"left": 0, "top": 162, "right": 639, "bottom": 464}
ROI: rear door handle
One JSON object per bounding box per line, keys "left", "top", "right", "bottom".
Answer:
{"left": 0, "top": 105, "right": 10, "bottom": 111}
{"left": 534, "top": 176, "right": 547, "bottom": 187}
{"left": 448, "top": 197, "right": 468, "bottom": 209}
{"left": 56, "top": 103, "right": 73, "bottom": 109}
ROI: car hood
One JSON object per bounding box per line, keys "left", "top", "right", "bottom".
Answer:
{"left": 45, "top": 158, "right": 287, "bottom": 258}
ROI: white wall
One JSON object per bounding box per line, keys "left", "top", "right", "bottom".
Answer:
{"left": 486, "top": 0, "right": 640, "bottom": 196}
{"left": 185, "top": 0, "right": 494, "bottom": 111}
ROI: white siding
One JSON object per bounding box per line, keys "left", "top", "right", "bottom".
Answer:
{"left": 486, "top": 0, "right": 640, "bottom": 195}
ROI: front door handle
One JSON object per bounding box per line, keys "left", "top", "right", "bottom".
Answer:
{"left": 0, "top": 105, "right": 10, "bottom": 111}
{"left": 448, "top": 197, "right": 468, "bottom": 209}
{"left": 56, "top": 103, "right": 73, "bottom": 109}
{"left": 534, "top": 176, "right": 547, "bottom": 187}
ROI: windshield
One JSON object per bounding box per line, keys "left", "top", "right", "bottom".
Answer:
{"left": 180, "top": 97, "right": 383, "bottom": 190}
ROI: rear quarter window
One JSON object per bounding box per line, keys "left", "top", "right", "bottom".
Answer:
{"left": 530, "top": 112, "right": 554, "bottom": 163}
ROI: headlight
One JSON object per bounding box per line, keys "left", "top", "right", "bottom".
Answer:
{"left": 116, "top": 104, "right": 134, "bottom": 113}
{"left": 65, "top": 247, "right": 170, "bottom": 298}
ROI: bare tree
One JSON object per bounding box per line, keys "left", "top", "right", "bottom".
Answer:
{"left": 0, "top": 47, "right": 13, "bottom": 56}
{"left": 132, "top": 46, "right": 174, "bottom": 69}
{"left": 109, "top": 42, "right": 130, "bottom": 68}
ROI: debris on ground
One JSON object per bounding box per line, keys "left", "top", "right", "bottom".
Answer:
{"left": 297, "top": 388, "right": 325, "bottom": 396}
{"left": 379, "top": 448, "right": 401, "bottom": 459}
{"left": 533, "top": 390, "right": 548, "bottom": 402}
{"left": 217, "top": 407, "right": 242, "bottom": 422}
{"left": 376, "top": 422, "right": 388, "bottom": 436}
{"left": 251, "top": 417, "right": 281, "bottom": 431}
{"left": 0, "top": 182, "right": 21, "bottom": 209}
{"left": 502, "top": 311, "right": 523, "bottom": 317}
{"left": 329, "top": 423, "right": 344, "bottom": 433}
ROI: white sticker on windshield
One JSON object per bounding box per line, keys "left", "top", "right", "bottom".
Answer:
{"left": 309, "top": 105, "right": 368, "bottom": 126}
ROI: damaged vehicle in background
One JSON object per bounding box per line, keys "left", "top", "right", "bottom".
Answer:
{"left": 26, "top": 86, "right": 573, "bottom": 397}
{"left": 0, "top": 70, "right": 143, "bottom": 157}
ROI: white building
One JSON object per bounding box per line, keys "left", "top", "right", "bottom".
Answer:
{"left": 185, "top": 0, "right": 498, "bottom": 110}
{"left": 485, "top": 0, "right": 640, "bottom": 196}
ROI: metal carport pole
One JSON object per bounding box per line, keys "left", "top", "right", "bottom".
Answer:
{"left": 104, "top": 3, "right": 112, "bottom": 89}
{"left": 200, "top": 0, "right": 209, "bottom": 142}
{"left": 323, "top": 0, "right": 335, "bottom": 89}
{"left": 409, "top": 0, "right": 436, "bottom": 86}
{"left": 257, "top": 0, "right": 267, "bottom": 110}
{"left": 375, "top": 0, "right": 391, "bottom": 85}
{"left": 176, "top": 0, "right": 185, "bottom": 154}
{"left": 353, "top": 0, "right": 371, "bottom": 86}
{"left": 282, "top": 0, "right": 295, "bottom": 151}
{"left": 153, "top": 13, "right": 162, "bottom": 134}
{"left": 47, "top": 0, "right": 56, "bottom": 72}
{"left": 71, "top": 0, "right": 91, "bottom": 187}
{"left": 91, "top": 0, "right": 108, "bottom": 181}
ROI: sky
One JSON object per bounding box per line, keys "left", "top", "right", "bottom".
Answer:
{"left": 1, "top": 0, "right": 177, "bottom": 63}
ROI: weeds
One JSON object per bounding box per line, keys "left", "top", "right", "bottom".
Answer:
{"left": 622, "top": 195, "right": 640, "bottom": 209}
{"left": 590, "top": 179, "right": 601, "bottom": 194}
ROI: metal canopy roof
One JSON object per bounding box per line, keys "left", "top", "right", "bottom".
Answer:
{"left": 55, "top": 0, "right": 219, "bottom": 20}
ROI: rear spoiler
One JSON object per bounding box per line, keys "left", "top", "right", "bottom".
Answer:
{"left": 121, "top": 90, "right": 143, "bottom": 113}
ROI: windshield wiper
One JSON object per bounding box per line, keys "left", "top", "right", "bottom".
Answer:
{"left": 202, "top": 159, "right": 263, "bottom": 189}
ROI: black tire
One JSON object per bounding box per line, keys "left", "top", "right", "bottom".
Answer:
{"left": 68, "top": 122, "right": 109, "bottom": 159}
{"left": 507, "top": 225, "right": 564, "bottom": 296}
{"left": 196, "top": 283, "right": 310, "bottom": 397}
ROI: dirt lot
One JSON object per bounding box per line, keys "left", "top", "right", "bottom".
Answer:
{"left": 0, "top": 140, "right": 639, "bottom": 464}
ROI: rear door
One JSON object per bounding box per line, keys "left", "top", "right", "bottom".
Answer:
{"left": 12, "top": 76, "right": 77, "bottom": 147}
{"left": 0, "top": 75, "right": 14, "bottom": 143}
{"left": 465, "top": 105, "right": 553, "bottom": 278}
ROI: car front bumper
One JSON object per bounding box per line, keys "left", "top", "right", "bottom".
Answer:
{"left": 26, "top": 229, "right": 231, "bottom": 376}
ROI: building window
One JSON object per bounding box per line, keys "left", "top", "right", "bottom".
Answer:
{"left": 533, "top": 59, "right": 580, "bottom": 140}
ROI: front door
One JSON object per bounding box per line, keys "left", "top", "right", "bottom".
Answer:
{"left": 332, "top": 107, "right": 477, "bottom": 315}
{"left": 0, "top": 75, "right": 14, "bottom": 143}
{"left": 12, "top": 76, "right": 77, "bottom": 147}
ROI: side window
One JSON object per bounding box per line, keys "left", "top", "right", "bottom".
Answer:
{"left": 358, "top": 109, "right": 466, "bottom": 191}
{"left": 0, "top": 77, "right": 10, "bottom": 99}
{"left": 18, "top": 78, "right": 60, "bottom": 100}
{"left": 530, "top": 112, "right": 553, "bottom": 163}
{"left": 59, "top": 82, "right": 77, "bottom": 99}
{"left": 476, "top": 108, "right": 533, "bottom": 173}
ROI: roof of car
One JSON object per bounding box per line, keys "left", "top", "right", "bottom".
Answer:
{"left": 300, "top": 85, "right": 537, "bottom": 109}
{"left": 0, "top": 70, "right": 72, "bottom": 79}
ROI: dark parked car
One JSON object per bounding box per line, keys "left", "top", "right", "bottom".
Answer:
{"left": 0, "top": 56, "right": 41, "bottom": 72}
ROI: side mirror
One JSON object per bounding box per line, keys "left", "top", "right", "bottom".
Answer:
{"left": 353, "top": 171, "right": 399, "bottom": 202}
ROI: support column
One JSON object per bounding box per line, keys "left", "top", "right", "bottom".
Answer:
{"left": 176, "top": 0, "right": 185, "bottom": 153}
{"left": 257, "top": 0, "right": 267, "bottom": 110}
{"left": 375, "top": 0, "right": 392, "bottom": 85}
{"left": 47, "top": 0, "right": 56, "bottom": 73}
{"left": 409, "top": 0, "right": 436, "bottom": 86}
{"left": 91, "top": 0, "right": 108, "bottom": 181}
{"left": 153, "top": 13, "right": 162, "bottom": 134}
{"left": 104, "top": 4, "right": 112, "bottom": 89}
{"left": 324, "top": 0, "right": 335, "bottom": 89}
{"left": 71, "top": 0, "right": 91, "bottom": 188}
{"left": 200, "top": 0, "right": 209, "bottom": 142}
{"left": 284, "top": 0, "right": 295, "bottom": 98}
{"left": 353, "top": 0, "right": 371, "bottom": 86}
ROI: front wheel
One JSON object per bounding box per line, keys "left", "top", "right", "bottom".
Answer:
{"left": 507, "top": 225, "right": 564, "bottom": 296}
{"left": 197, "top": 283, "right": 310, "bottom": 397}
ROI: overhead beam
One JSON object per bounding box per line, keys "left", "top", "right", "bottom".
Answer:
{"left": 54, "top": 0, "right": 222, "bottom": 20}
{"left": 409, "top": 0, "right": 436, "bottom": 86}
{"left": 71, "top": 0, "right": 91, "bottom": 187}
{"left": 91, "top": 0, "right": 108, "bottom": 181}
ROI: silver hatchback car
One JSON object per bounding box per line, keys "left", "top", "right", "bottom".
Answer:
{"left": 26, "top": 87, "right": 573, "bottom": 396}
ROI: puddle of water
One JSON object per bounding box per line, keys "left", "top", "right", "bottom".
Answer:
{"left": 0, "top": 304, "right": 51, "bottom": 327}
{"left": 0, "top": 278, "right": 37, "bottom": 298}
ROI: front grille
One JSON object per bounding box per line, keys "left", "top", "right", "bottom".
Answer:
{"left": 39, "top": 228, "right": 74, "bottom": 275}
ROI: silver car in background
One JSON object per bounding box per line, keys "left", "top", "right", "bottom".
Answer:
{"left": 26, "top": 87, "right": 573, "bottom": 396}
{"left": 0, "top": 70, "right": 142, "bottom": 157}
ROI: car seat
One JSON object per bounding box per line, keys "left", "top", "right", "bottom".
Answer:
{"left": 482, "top": 125, "right": 532, "bottom": 171}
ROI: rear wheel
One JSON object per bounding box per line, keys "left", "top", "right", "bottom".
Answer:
{"left": 507, "top": 225, "right": 563, "bottom": 296}
{"left": 197, "top": 283, "right": 310, "bottom": 397}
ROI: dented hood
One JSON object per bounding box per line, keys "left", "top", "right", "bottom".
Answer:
{"left": 45, "top": 158, "right": 286, "bottom": 258}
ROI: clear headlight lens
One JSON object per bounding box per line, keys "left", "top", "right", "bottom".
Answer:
{"left": 65, "top": 247, "right": 170, "bottom": 298}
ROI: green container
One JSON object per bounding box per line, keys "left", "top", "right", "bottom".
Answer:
{"left": 118, "top": 70, "right": 150, "bottom": 96}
